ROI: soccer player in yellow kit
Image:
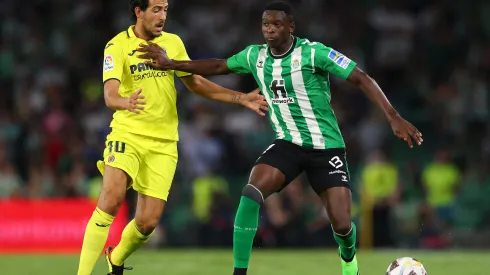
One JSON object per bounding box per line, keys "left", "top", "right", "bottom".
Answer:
{"left": 76, "top": 0, "right": 268, "bottom": 274}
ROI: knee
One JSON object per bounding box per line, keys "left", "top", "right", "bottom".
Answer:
{"left": 326, "top": 203, "right": 352, "bottom": 235}
{"left": 331, "top": 219, "right": 352, "bottom": 236}
{"left": 97, "top": 177, "right": 129, "bottom": 216}
{"left": 241, "top": 184, "right": 264, "bottom": 204}
{"left": 97, "top": 197, "right": 124, "bottom": 217}
{"left": 329, "top": 208, "right": 352, "bottom": 235}
{"left": 135, "top": 218, "right": 158, "bottom": 236}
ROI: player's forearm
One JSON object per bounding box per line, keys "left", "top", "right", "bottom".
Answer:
{"left": 190, "top": 79, "right": 243, "bottom": 105}
{"left": 170, "top": 59, "right": 230, "bottom": 76}
{"left": 356, "top": 73, "right": 399, "bottom": 121}
{"left": 206, "top": 89, "right": 243, "bottom": 105}
{"left": 104, "top": 91, "right": 127, "bottom": 111}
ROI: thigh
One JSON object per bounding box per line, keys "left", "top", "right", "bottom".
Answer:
{"left": 134, "top": 138, "right": 178, "bottom": 201}
{"left": 97, "top": 131, "right": 141, "bottom": 186}
{"left": 96, "top": 131, "right": 142, "bottom": 215}
{"left": 304, "top": 148, "right": 351, "bottom": 195}
{"left": 254, "top": 139, "right": 303, "bottom": 194}
{"left": 249, "top": 164, "right": 288, "bottom": 199}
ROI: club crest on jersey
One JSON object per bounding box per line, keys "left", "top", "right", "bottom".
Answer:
{"left": 103, "top": 54, "right": 114, "bottom": 72}
{"left": 107, "top": 155, "right": 115, "bottom": 163}
{"left": 291, "top": 59, "right": 301, "bottom": 69}
{"left": 328, "top": 49, "right": 351, "bottom": 69}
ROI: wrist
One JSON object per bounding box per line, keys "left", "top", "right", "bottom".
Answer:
{"left": 115, "top": 97, "right": 129, "bottom": 110}
{"left": 169, "top": 59, "right": 178, "bottom": 70}
{"left": 231, "top": 93, "right": 242, "bottom": 105}
{"left": 385, "top": 108, "right": 399, "bottom": 122}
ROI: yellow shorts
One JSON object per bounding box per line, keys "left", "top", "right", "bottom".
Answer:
{"left": 96, "top": 130, "right": 178, "bottom": 201}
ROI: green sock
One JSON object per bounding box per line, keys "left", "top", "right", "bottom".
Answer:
{"left": 333, "top": 222, "right": 357, "bottom": 260}
{"left": 233, "top": 196, "right": 260, "bottom": 268}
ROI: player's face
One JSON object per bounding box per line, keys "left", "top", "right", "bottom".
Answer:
{"left": 262, "top": 11, "right": 294, "bottom": 48}
{"left": 137, "top": 0, "right": 168, "bottom": 39}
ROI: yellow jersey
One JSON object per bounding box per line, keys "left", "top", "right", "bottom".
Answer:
{"left": 102, "top": 25, "right": 192, "bottom": 141}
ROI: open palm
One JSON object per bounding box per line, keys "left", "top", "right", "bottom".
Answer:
{"left": 241, "top": 88, "right": 269, "bottom": 116}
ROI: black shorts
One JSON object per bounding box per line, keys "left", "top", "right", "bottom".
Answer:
{"left": 255, "top": 139, "right": 351, "bottom": 194}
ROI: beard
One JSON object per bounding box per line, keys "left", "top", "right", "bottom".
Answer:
{"left": 144, "top": 24, "right": 163, "bottom": 39}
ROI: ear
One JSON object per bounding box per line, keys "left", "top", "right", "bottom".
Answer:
{"left": 135, "top": 6, "right": 144, "bottom": 19}
{"left": 290, "top": 22, "right": 295, "bottom": 34}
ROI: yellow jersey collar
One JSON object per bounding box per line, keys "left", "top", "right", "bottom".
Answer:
{"left": 126, "top": 25, "right": 136, "bottom": 38}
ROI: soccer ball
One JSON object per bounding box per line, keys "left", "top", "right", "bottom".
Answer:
{"left": 386, "top": 257, "right": 427, "bottom": 275}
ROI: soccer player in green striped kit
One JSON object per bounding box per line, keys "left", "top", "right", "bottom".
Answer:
{"left": 137, "top": 2, "right": 423, "bottom": 274}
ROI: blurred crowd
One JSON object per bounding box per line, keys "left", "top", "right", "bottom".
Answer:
{"left": 1, "top": 0, "right": 490, "bottom": 248}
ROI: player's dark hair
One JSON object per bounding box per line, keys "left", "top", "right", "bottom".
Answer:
{"left": 264, "top": 1, "right": 294, "bottom": 22}
{"left": 129, "top": 0, "right": 150, "bottom": 21}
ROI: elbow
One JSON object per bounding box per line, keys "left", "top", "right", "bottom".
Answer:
{"left": 103, "top": 92, "right": 116, "bottom": 110}
{"left": 217, "top": 63, "right": 229, "bottom": 75}
{"left": 187, "top": 76, "right": 213, "bottom": 98}
{"left": 190, "top": 76, "right": 203, "bottom": 90}
{"left": 187, "top": 82, "right": 201, "bottom": 96}
{"left": 210, "top": 60, "right": 230, "bottom": 75}
{"left": 103, "top": 92, "right": 111, "bottom": 108}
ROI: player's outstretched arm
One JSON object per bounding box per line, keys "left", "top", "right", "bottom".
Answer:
{"left": 104, "top": 79, "right": 146, "bottom": 114}
{"left": 180, "top": 75, "right": 268, "bottom": 116}
{"left": 347, "top": 67, "right": 423, "bottom": 148}
{"left": 136, "top": 42, "right": 232, "bottom": 76}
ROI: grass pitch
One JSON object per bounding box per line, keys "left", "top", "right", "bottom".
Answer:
{"left": 0, "top": 249, "right": 485, "bottom": 275}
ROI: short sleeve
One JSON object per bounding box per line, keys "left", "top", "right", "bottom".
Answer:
{"left": 102, "top": 41, "right": 124, "bottom": 83}
{"left": 173, "top": 36, "right": 192, "bottom": 78}
{"left": 226, "top": 46, "right": 253, "bottom": 75}
{"left": 314, "top": 43, "right": 356, "bottom": 80}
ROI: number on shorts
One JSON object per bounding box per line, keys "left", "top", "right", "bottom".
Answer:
{"left": 329, "top": 156, "right": 343, "bottom": 169}
{"left": 108, "top": 141, "right": 126, "bottom": 153}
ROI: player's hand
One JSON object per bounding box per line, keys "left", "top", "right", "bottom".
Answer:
{"left": 240, "top": 88, "right": 269, "bottom": 116}
{"left": 125, "top": 88, "right": 146, "bottom": 114}
{"left": 389, "top": 115, "right": 423, "bottom": 148}
{"left": 136, "top": 42, "right": 172, "bottom": 70}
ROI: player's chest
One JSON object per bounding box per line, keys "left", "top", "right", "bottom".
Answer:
{"left": 123, "top": 41, "right": 179, "bottom": 81}
{"left": 125, "top": 40, "right": 180, "bottom": 61}
{"left": 254, "top": 54, "right": 316, "bottom": 102}
{"left": 256, "top": 54, "right": 315, "bottom": 80}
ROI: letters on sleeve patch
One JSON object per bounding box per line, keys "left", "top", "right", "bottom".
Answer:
{"left": 327, "top": 49, "right": 351, "bottom": 69}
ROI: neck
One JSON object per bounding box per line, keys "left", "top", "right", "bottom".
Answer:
{"left": 133, "top": 23, "right": 151, "bottom": 41}
{"left": 270, "top": 35, "right": 294, "bottom": 56}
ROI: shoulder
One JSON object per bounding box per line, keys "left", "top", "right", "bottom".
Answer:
{"left": 249, "top": 44, "right": 267, "bottom": 51}
{"left": 298, "top": 39, "right": 344, "bottom": 62}
{"left": 239, "top": 44, "right": 267, "bottom": 55}
{"left": 160, "top": 32, "right": 184, "bottom": 44}
{"left": 105, "top": 31, "right": 129, "bottom": 50}
{"left": 248, "top": 44, "right": 267, "bottom": 49}
{"left": 296, "top": 37, "right": 329, "bottom": 50}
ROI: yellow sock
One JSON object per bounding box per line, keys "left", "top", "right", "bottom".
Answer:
{"left": 111, "top": 219, "right": 153, "bottom": 266}
{"left": 77, "top": 208, "right": 114, "bottom": 275}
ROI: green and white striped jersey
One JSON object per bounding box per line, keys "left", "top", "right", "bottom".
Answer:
{"left": 227, "top": 37, "right": 356, "bottom": 149}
